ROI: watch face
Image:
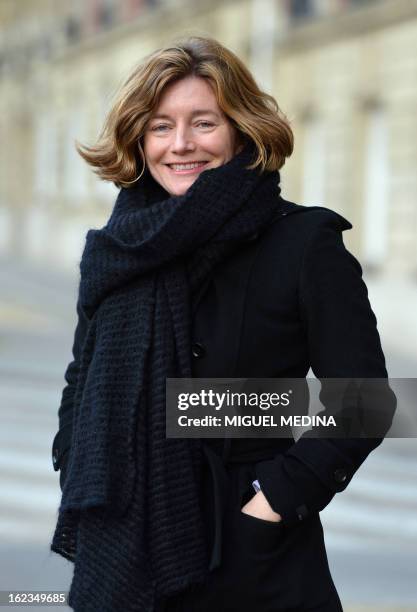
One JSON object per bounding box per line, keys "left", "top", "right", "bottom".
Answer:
{"left": 252, "top": 479, "right": 261, "bottom": 492}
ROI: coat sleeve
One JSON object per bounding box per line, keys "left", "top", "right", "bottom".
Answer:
{"left": 255, "top": 212, "right": 396, "bottom": 526}
{"left": 51, "top": 297, "right": 90, "bottom": 490}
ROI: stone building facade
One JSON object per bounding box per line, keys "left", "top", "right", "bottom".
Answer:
{"left": 0, "top": 0, "right": 416, "bottom": 274}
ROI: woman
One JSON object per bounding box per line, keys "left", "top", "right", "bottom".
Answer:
{"left": 50, "top": 36, "right": 395, "bottom": 612}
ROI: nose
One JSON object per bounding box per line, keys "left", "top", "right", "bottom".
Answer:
{"left": 171, "top": 125, "right": 196, "bottom": 155}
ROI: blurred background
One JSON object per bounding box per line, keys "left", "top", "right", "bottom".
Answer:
{"left": 0, "top": 0, "right": 417, "bottom": 610}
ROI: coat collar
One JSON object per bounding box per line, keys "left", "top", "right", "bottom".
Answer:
{"left": 276, "top": 197, "right": 353, "bottom": 232}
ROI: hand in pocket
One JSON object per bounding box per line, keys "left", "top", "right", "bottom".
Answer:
{"left": 241, "top": 490, "right": 282, "bottom": 523}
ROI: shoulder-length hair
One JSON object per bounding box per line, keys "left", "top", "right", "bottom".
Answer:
{"left": 76, "top": 35, "right": 294, "bottom": 188}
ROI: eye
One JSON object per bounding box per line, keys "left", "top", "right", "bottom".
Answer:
{"left": 197, "top": 121, "right": 215, "bottom": 128}
{"left": 150, "top": 124, "right": 170, "bottom": 132}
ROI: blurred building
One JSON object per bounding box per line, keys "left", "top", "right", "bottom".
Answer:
{"left": 0, "top": 0, "right": 416, "bottom": 275}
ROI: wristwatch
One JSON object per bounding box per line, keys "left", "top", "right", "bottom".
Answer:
{"left": 252, "top": 478, "right": 261, "bottom": 493}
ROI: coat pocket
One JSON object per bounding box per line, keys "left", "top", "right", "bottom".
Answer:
{"left": 233, "top": 463, "right": 336, "bottom": 609}
{"left": 235, "top": 472, "right": 285, "bottom": 555}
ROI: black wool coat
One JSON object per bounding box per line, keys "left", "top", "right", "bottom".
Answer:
{"left": 52, "top": 198, "right": 396, "bottom": 531}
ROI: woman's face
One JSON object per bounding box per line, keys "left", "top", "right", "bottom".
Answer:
{"left": 143, "top": 75, "right": 242, "bottom": 196}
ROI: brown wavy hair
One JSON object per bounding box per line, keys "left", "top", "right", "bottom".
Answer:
{"left": 76, "top": 35, "right": 294, "bottom": 188}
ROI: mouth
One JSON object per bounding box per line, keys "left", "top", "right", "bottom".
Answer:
{"left": 165, "top": 161, "right": 210, "bottom": 175}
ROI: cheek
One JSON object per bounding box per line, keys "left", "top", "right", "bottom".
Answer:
{"left": 143, "top": 137, "right": 162, "bottom": 165}
{"left": 216, "top": 129, "right": 237, "bottom": 157}
{"left": 201, "top": 132, "right": 230, "bottom": 157}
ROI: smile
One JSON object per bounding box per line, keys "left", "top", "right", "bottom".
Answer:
{"left": 166, "top": 161, "right": 209, "bottom": 174}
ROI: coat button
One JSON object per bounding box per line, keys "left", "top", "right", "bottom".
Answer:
{"left": 296, "top": 504, "right": 309, "bottom": 521}
{"left": 246, "top": 232, "right": 259, "bottom": 242}
{"left": 192, "top": 342, "right": 205, "bottom": 358}
{"left": 333, "top": 468, "right": 347, "bottom": 483}
{"left": 52, "top": 449, "right": 59, "bottom": 470}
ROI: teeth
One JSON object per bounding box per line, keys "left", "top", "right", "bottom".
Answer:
{"left": 169, "top": 162, "right": 206, "bottom": 171}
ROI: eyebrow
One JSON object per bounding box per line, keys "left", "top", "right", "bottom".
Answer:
{"left": 150, "top": 109, "right": 221, "bottom": 120}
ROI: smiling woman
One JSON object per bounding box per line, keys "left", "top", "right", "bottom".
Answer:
{"left": 50, "top": 34, "right": 394, "bottom": 612}
{"left": 74, "top": 36, "right": 293, "bottom": 187}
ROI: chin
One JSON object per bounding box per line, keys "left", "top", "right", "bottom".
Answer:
{"left": 169, "top": 179, "right": 198, "bottom": 197}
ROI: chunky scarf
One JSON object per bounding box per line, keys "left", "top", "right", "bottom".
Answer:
{"left": 50, "top": 143, "right": 283, "bottom": 611}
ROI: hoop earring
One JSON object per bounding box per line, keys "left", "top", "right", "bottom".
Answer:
{"left": 123, "top": 157, "right": 146, "bottom": 184}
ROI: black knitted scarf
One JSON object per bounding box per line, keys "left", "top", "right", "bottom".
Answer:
{"left": 50, "top": 143, "right": 283, "bottom": 612}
